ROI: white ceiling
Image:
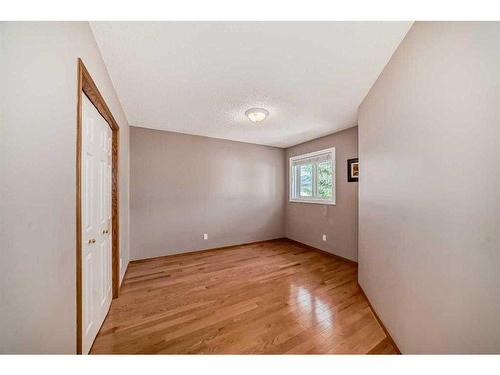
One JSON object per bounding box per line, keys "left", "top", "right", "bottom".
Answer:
{"left": 91, "top": 22, "right": 412, "bottom": 148}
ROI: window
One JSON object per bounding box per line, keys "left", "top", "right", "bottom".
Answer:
{"left": 289, "top": 147, "right": 335, "bottom": 205}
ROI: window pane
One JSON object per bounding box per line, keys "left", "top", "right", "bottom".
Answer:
{"left": 317, "top": 161, "right": 332, "bottom": 199}
{"left": 299, "top": 164, "right": 313, "bottom": 197}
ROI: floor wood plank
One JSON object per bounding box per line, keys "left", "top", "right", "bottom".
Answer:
{"left": 90, "top": 239, "right": 398, "bottom": 354}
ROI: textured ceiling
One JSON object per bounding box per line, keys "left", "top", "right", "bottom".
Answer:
{"left": 91, "top": 22, "right": 412, "bottom": 147}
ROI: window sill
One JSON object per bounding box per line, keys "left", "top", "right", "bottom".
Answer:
{"left": 289, "top": 199, "right": 336, "bottom": 206}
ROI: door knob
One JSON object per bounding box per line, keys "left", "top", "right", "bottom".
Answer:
{"left": 88, "top": 238, "right": 96, "bottom": 244}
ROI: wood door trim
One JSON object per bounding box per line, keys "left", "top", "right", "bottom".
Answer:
{"left": 76, "top": 58, "right": 120, "bottom": 354}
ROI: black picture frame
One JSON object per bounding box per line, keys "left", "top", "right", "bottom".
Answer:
{"left": 347, "top": 158, "right": 359, "bottom": 182}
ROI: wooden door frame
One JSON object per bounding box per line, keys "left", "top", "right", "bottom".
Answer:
{"left": 76, "top": 58, "right": 120, "bottom": 354}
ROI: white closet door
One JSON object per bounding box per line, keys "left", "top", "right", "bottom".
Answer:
{"left": 82, "top": 95, "right": 113, "bottom": 354}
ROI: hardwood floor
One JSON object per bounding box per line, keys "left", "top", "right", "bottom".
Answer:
{"left": 90, "top": 239, "right": 398, "bottom": 354}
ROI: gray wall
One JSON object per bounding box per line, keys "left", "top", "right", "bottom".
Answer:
{"left": 130, "top": 127, "right": 285, "bottom": 260}
{"left": 0, "top": 22, "right": 130, "bottom": 353}
{"left": 285, "top": 127, "right": 358, "bottom": 261}
{"left": 358, "top": 22, "right": 500, "bottom": 353}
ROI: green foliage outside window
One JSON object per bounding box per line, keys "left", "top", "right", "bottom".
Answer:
{"left": 317, "top": 161, "right": 332, "bottom": 198}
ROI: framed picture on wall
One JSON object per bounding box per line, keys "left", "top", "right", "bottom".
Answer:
{"left": 347, "top": 158, "right": 359, "bottom": 182}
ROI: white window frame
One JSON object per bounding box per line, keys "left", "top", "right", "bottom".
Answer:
{"left": 289, "top": 147, "right": 336, "bottom": 205}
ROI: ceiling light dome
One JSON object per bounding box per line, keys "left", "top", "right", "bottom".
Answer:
{"left": 245, "top": 108, "right": 269, "bottom": 123}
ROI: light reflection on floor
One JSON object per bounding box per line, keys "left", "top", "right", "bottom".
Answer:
{"left": 290, "top": 284, "right": 333, "bottom": 332}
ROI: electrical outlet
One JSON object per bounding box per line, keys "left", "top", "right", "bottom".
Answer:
{"left": 203, "top": 233, "right": 208, "bottom": 240}
{"left": 322, "top": 234, "right": 327, "bottom": 241}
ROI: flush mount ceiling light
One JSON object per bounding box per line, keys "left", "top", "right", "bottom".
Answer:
{"left": 245, "top": 108, "right": 269, "bottom": 123}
